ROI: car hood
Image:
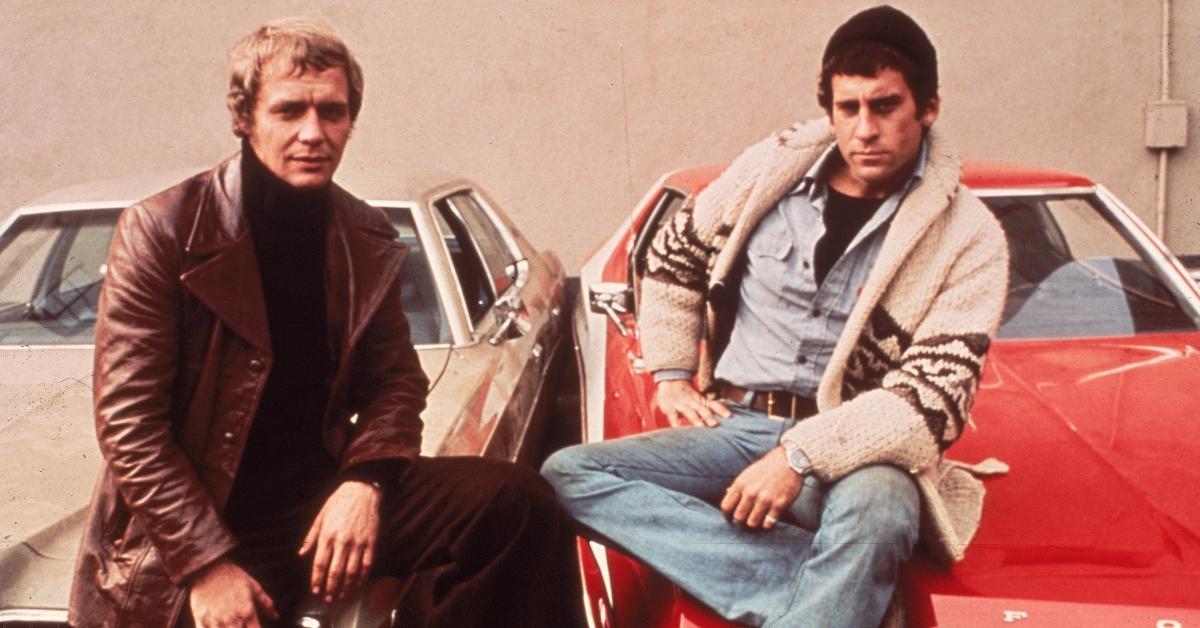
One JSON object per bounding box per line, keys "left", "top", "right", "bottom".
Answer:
{"left": 0, "top": 345, "right": 456, "bottom": 612}
{"left": 909, "top": 332, "right": 1200, "bottom": 616}
{"left": 0, "top": 347, "right": 97, "bottom": 611}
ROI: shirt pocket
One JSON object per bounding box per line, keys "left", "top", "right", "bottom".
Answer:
{"left": 746, "top": 232, "right": 795, "bottom": 287}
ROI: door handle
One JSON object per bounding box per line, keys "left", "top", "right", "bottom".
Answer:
{"left": 488, "top": 294, "right": 531, "bottom": 345}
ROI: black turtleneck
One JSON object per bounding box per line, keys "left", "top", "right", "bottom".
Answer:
{"left": 225, "top": 146, "right": 337, "bottom": 529}
{"left": 814, "top": 186, "right": 886, "bottom": 286}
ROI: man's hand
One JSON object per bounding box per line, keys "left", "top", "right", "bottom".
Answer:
{"left": 188, "top": 558, "right": 278, "bottom": 628}
{"left": 654, "top": 379, "right": 731, "bottom": 427}
{"left": 299, "top": 480, "right": 381, "bottom": 602}
{"left": 720, "top": 446, "right": 804, "bottom": 530}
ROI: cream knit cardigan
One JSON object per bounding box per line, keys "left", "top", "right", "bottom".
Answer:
{"left": 640, "top": 118, "right": 1009, "bottom": 564}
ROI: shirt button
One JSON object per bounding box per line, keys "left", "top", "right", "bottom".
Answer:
{"left": 223, "top": 431, "right": 236, "bottom": 443}
{"left": 249, "top": 359, "right": 264, "bottom": 372}
{"left": 810, "top": 308, "right": 822, "bottom": 318}
{"left": 797, "top": 355, "right": 809, "bottom": 365}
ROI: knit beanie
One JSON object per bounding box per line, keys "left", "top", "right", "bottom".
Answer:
{"left": 822, "top": 5, "right": 937, "bottom": 96}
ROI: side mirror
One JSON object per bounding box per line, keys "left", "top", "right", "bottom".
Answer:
{"left": 588, "top": 282, "right": 633, "bottom": 336}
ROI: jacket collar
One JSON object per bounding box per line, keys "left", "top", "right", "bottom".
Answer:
{"left": 179, "top": 153, "right": 406, "bottom": 358}
{"left": 710, "top": 118, "right": 961, "bottom": 290}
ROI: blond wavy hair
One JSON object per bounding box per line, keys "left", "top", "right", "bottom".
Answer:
{"left": 226, "top": 17, "right": 364, "bottom": 137}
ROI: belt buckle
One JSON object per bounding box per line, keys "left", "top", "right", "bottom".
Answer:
{"left": 766, "top": 391, "right": 798, "bottom": 420}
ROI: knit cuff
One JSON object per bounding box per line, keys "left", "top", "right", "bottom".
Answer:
{"left": 653, "top": 369, "right": 694, "bottom": 383}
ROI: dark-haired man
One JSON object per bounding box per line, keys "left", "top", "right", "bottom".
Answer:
{"left": 70, "top": 17, "right": 574, "bottom": 628}
{"left": 543, "top": 6, "right": 1008, "bottom": 626}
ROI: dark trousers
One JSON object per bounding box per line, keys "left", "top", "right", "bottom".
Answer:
{"left": 182, "top": 456, "right": 580, "bottom": 627}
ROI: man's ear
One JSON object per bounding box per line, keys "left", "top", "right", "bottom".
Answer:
{"left": 235, "top": 113, "right": 254, "bottom": 137}
{"left": 920, "top": 97, "right": 940, "bottom": 128}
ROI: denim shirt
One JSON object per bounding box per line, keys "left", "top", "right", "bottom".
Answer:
{"left": 656, "top": 140, "right": 927, "bottom": 397}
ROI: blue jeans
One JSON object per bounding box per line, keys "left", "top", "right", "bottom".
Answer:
{"left": 541, "top": 405, "right": 918, "bottom": 627}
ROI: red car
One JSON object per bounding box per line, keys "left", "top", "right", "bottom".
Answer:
{"left": 569, "top": 162, "right": 1200, "bottom": 627}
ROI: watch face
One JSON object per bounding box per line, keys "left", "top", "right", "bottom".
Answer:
{"left": 788, "top": 448, "right": 811, "bottom": 474}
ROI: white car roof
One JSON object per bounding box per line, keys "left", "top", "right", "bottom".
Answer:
{"left": 15, "top": 162, "right": 474, "bottom": 215}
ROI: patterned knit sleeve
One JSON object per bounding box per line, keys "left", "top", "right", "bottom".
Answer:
{"left": 638, "top": 200, "right": 715, "bottom": 373}
{"left": 637, "top": 134, "right": 776, "bottom": 373}
{"left": 781, "top": 206, "right": 1010, "bottom": 481}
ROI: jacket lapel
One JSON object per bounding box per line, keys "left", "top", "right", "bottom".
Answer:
{"left": 326, "top": 187, "right": 408, "bottom": 362}
{"left": 179, "top": 155, "right": 272, "bottom": 355}
{"left": 710, "top": 119, "right": 835, "bottom": 284}
{"left": 817, "top": 126, "right": 963, "bottom": 407}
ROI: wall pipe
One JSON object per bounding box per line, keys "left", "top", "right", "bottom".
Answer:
{"left": 1156, "top": 0, "right": 1171, "bottom": 240}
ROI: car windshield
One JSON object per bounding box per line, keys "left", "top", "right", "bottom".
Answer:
{"left": 0, "top": 206, "right": 450, "bottom": 346}
{"left": 984, "top": 192, "right": 1198, "bottom": 339}
{"left": 0, "top": 209, "right": 118, "bottom": 345}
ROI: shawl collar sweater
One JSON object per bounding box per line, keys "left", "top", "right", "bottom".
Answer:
{"left": 640, "top": 118, "right": 1010, "bottom": 563}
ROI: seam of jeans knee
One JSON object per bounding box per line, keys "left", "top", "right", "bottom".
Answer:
{"left": 602, "top": 462, "right": 739, "bottom": 481}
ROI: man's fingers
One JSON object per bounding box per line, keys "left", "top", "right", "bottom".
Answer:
{"left": 359, "top": 542, "right": 375, "bottom": 589}
{"left": 696, "top": 403, "right": 718, "bottom": 427}
{"left": 252, "top": 581, "right": 278, "bottom": 621}
{"left": 324, "top": 537, "right": 347, "bottom": 601}
{"left": 309, "top": 534, "right": 333, "bottom": 594}
{"left": 680, "top": 406, "right": 707, "bottom": 427}
{"left": 342, "top": 543, "right": 363, "bottom": 598}
{"left": 731, "top": 490, "right": 756, "bottom": 525}
{"left": 719, "top": 486, "right": 739, "bottom": 519}
{"left": 762, "top": 504, "right": 784, "bottom": 530}
{"left": 745, "top": 496, "right": 773, "bottom": 529}
{"left": 299, "top": 514, "right": 321, "bottom": 556}
{"left": 667, "top": 400, "right": 703, "bottom": 427}
{"left": 709, "top": 398, "right": 733, "bottom": 419}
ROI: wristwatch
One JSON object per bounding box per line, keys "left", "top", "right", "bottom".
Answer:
{"left": 782, "top": 443, "right": 812, "bottom": 477}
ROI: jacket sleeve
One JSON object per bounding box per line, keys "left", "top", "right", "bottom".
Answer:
{"left": 339, "top": 260, "right": 428, "bottom": 471}
{"left": 639, "top": 133, "right": 779, "bottom": 373}
{"left": 638, "top": 199, "right": 713, "bottom": 374}
{"left": 92, "top": 204, "right": 236, "bottom": 584}
{"left": 781, "top": 213, "right": 1009, "bottom": 482}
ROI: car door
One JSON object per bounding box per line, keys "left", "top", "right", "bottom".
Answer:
{"left": 428, "top": 188, "right": 551, "bottom": 462}
{"left": 589, "top": 187, "right": 689, "bottom": 440}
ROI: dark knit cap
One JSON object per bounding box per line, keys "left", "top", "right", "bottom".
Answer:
{"left": 822, "top": 5, "right": 937, "bottom": 91}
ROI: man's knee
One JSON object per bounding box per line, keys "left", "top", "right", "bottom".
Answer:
{"left": 540, "top": 443, "right": 598, "bottom": 488}
{"left": 824, "top": 465, "right": 920, "bottom": 548}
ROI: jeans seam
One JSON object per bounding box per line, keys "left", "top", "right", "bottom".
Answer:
{"left": 601, "top": 463, "right": 738, "bottom": 481}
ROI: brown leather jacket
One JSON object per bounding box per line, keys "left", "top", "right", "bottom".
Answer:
{"left": 68, "top": 155, "right": 428, "bottom": 627}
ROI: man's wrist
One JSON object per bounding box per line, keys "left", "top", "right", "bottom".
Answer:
{"left": 782, "top": 443, "right": 812, "bottom": 477}
{"left": 339, "top": 459, "right": 405, "bottom": 496}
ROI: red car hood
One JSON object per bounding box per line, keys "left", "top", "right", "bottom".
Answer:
{"left": 906, "top": 332, "right": 1200, "bottom": 623}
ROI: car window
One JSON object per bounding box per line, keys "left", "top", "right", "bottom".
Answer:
{"left": 984, "top": 193, "right": 1199, "bottom": 339}
{"left": 0, "top": 209, "right": 119, "bottom": 345}
{"left": 433, "top": 199, "right": 495, "bottom": 326}
{"left": 0, "top": 207, "right": 454, "bottom": 347}
{"left": 629, "top": 190, "right": 687, "bottom": 313}
{"left": 379, "top": 207, "right": 452, "bottom": 345}
{"left": 443, "top": 192, "right": 518, "bottom": 295}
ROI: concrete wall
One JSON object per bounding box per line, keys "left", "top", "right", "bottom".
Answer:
{"left": 3, "top": 1, "right": 1197, "bottom": 269}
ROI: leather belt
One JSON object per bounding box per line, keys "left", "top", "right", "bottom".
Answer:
{"left": 715, "top": 382, "right": 817, "bottom": 420}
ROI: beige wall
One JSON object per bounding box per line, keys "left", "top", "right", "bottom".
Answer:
{"left": 3, "top": 1, "right": 1197, "bottom": 268}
